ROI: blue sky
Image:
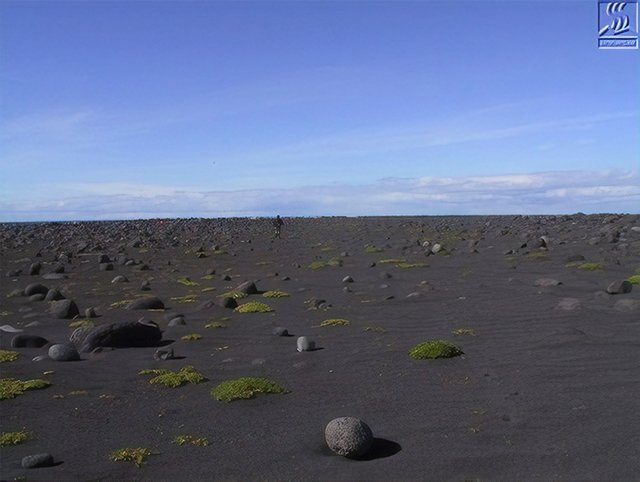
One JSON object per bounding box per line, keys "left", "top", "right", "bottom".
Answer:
{"left": 1, "top": 0, "right": 638, "bottom": 221}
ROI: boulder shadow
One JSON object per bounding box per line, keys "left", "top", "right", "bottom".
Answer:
{"left": 357, "top": 438, "right": 402, "bottom": 461}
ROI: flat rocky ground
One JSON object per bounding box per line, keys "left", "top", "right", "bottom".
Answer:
{"left": 1, "top": 215, "right": 639, "bottom": 481}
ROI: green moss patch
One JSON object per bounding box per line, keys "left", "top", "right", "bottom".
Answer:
{"left": 308, "top": 258, "right": 342, "bottom": 270}
{"left": 0, "top": 378, "right": 51, "bottom": 400}
{"left": 201, "top": 287, "right": 216, "bottom": 293}
{"left": 320, "top": 318, "right": 350, "bottom": 327}
{"left": 527, "top": 249, "right": 549, "bottom": 260}
{"left": 201, "top": 274, "right": 216, "bottom": 280}
{"left": 139, "top": 366, "right": 206, "bottom": 388}
{"left": 0, "top": 430, "right": 30, "bottom": 446}
{"left": 173, "top": 435, "right": 210, "bottom": 447}
{"left": 205, "top": 321, "right": 226, "bottom": 329}
{"left": 170, "top": 294, "right": 199, "bottom": 303}
{"left": 0, "top": 350, "right": 19, "bottom": 363}
{"left": 110, "top": 299, "right": 133, "bottom": 308}
{"left": 262, "top": 290, "right": 290, "bottom": 298}
{"left": 69, "top": 319, "right": 94, "bottom": 328}
{"left": 177, "top": 277, "right": 199, "bottom": 287}
{"left": 212, "top": 377, "right": 288, "bottom": 402}
{"left": 220, "top": 290, "right": 248, "bottom": 300}
{"left": 364, "top": 245, "right": 384, "bottom": 253}
{"left": 181, "top": 333, "right": 202, "bottom": 341}
{"left": 576, "top": 262, "right": 604, "bottom": 271}
{"left": 396, "top": 262, "right": 429, "bottom": 269}
{"left": 109, "top": 447, "right": 156, "bottom": 467}
{"left": 234, "top": 301, "right": 273, "bottom": 313}
{"left": 627, "top": 274, "right": 640, "bottom": 285}
{"left": 378, "top": 258, "right": 406, "bottom": 264}
{"left": 409, "top": 340, "right": 463, "bottom": 359}
{"left": 452, "top": 328, "right": 476, "bottom": 336}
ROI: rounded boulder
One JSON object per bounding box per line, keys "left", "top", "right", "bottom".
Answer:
{"left": 49, "top": 343, "right": 81, "bottom": 361}
{"left": 325, "top": 417, "right": 374, "bottom": 458}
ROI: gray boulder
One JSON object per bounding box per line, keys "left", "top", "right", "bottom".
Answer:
{"left": 49, "top": 299, "right": 79, "bottom": 319}
{"left": 325, "top": 417, "right": 374, "bottom": 458}
{"left": 606, "top": 280, "right": 633, "bottom": 295}
{"left": 22, "top": 453, "right": 54, "bottom": 469}
{"left": 24, "top": 283, "right": 48, "bottom": 296}
{"left": 236, "top": 280, "right": 259, "bottom": 295}
{"left": 297, "top": 336, "right": 315, "bottom": 352}
{"left": 49, "top": 343, "right": 80, "bottom": 361}
{"left": 127, "top": 297, "right": 164, "bottom": 310}
{"left": 78, "top": 320, "right": 162, "bottom": 353}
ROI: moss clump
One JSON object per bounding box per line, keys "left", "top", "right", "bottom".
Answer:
{"left": 109, "top": 447, "right": 156, "bottom": 467}
{"left": 220, "top": 290, "right": 248, "bottom": 300}
{"left": 205, "top": 321, "right": 226, "bottom": 329}
{"left": 320, "top": 318, "right": 350, "bottom": 327}
{"left": 262, "top": 290, "right": 290, "bottom": 298}
{"left": 173, "top": 435, "right": 210, "bottom": 447}
{"left": 201, "top": 287, "right": 216, "bottom": 293}
{"left": 0, "top": 430, "right": 30, "bottom": 446}
{"left": 110, "top": 299, "right": 133, "bottom": 308}
{"left": 234, "top": 301, "right": 273, "bottom": 313}
{"left": 308, "top": 258, "right": 342, "bottom": 270}
{"left": 170, "top": 294, "right": 198, "bottom": 303}
{"left": 452, "top": 328, "right": 476, "bottom": 336}
{"left": 212, "top": 377, "right": 288, "bottom": 402}
{"left": 201, "top": 274, "right": 216, "bottom": 280}
{"left": 139, "top": 366, "right": 206, "bottom": 388}
{"left": 577, "top": 262, "right": 604, "bottom": 271}
{"left": 177, "top": 277, "right": 199, "bottom": 287}
{"left": 181, "top": 333, "right": 202, "bottom": 341}
{"left": 0, "top": 378, "right": 51, "bottom": 400}
{"left": 396, "top": 262, "right": 429, "bottom": 269}
{"left": 378, "top": 258, "right": 406, "bottom": 264}
{"left": 627, "top": 274, "right": 640, "bottom": 285}
{"left": 0, "top": 350, "right": 19, "bottom": 363}
{"left": 527, "top": 249, "right": 549, "bottom": 260}
{"left": 409, "top": 340, "right": 463, "bottom": 359}
{"left": 69, "top": 319, "right": 94, "bottom": 328}
{"left": 365, "top": 245, "right": 384, "bottom": 253}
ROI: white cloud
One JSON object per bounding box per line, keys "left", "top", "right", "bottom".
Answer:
{"left": 0, "top": 169, "right": 637, "bottom": 221}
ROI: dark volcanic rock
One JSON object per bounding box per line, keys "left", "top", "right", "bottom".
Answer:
{"left": 606, "top": 280, "right": 633, "bottom": 295}
{"left": 218, "top": 297, "right": 238, "bottom": 309}
{"left": 49, "top": 343, "right": 81, "bottom": 361}
{"left": 236, "top": 280, "right": 259, "bottom": 294}
{"left": 49, "top": 299, "right": 79, "bottom": 319}
{"left": 11, "top": 334, "right": 49, "bottom": 348}
{"left": 29, "top": 293, "right": 45, "bottom": 302}
{"left": 24, "top": 283, "right": 48, "bottom": 296}
{"left": 99, "top": 262, "right": 114, "bottom": 271}
{"left": 29, "top": 263, "right": 42, "bottom": 275}
{"left": 127, "top": 297, "right": 165, "bottom": 310}
{"left": 44, "top": 289, "right": 65, "bottom": 301}
{"left": 78, "top": 320, "right": 163, "bottom": 352}
{"left": 22, "top": 453, "right": 55, "bottom": 469}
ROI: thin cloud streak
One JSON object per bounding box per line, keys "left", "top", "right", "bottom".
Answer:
{"left": 1, "top": 170, "right": 637, "bottom": 222}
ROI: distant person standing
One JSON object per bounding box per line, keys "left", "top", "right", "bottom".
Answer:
{"left": 273, "top": 215, "right": 284, "bottom": 239}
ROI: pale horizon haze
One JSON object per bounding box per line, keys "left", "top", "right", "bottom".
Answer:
{"left": 1, "top": 0, "right": 639, "bottom": 221}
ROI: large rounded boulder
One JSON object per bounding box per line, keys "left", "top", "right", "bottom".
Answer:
{"left": 76, "top": 320, "right": 163, "bottom": 353}
{"left": 126, "top": 297, "right": 165, "bottom": 310}
{"left": 325, "top": 417, "right": 374, "bottom": 458}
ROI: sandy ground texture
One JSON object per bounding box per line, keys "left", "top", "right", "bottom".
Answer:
{"left": 1, "top": 215, "right": 639, "bottom": 481}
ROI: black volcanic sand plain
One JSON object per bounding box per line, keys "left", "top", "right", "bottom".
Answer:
{"left": 1, "top": 215, "right": 639, "bottom": 481}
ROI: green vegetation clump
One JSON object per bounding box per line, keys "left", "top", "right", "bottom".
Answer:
{"left": 364, "top": 245, "right": 384, "bottom": 253}
{"left": 234, "top": 301, "right": 273, "bottom": 313}
{"left": 139, "top": 366, "right": 206, "bottom": 388}
{"left": 378, "top": 258, "right": 406, "bottom": 264}
{"left": 69, "top": 319, "right": 94, "bottom": 328}
{"left": 220, "top": 290, "right": 248, "bottom": 300}
{"left": 308, "top": 258, "right": 342, "bottom": 270}
{"left": 170, "top": 294, "right": 199, "bottom": 303}
{"left": 177, "top": 277, "right": 199, "bottom": 287}
{"left": 396, "top": 262, "right": 429, "bottom": 269}
{"left": 109, "top": 447, "right": 156, "bottom": 467}
{"left": 173, "top": 435, "right": 210, "bottom": 447}
{"left": 452, "top": 328, "right": 476, "bottom": 336}
{"left": 527, "top": 249, "right": 549, "bottom": 260}
{"left": 201, "top": 274, "right": 216, "bottom": 280}
{"left": 0, "top": 430, "right": 30, "bottom": 446}
{"left": 0, "top": 378, "right": 51, "bottom": 400}
{"left": 205, "top": 321, "right": 227, "bottom": 329}
{"left": 110, "top": 299, "right": 133, "bottom": 308}
{"left": 212, "top": 377, "right": 288, "bottom": 402}
{"left": 262, "top": 290, "right": 290, "bottom": 298}
{"left": 409, "top": 340, "right": 463, "bottom": 359}
{"left": 181, "top": 333, "right": 202, "bottom": 341}
{"left": 577, "top": 262, "right": 604, "bottom": 271}
{"left": 201, "top": 287, "right": 216, "bottom": 293}
{"left": 320, "top": 318, "right": 350, "bottom": 327}
{"left": 0, "top": 350, "right": 19, "bottom": 363}
{"left": 627, "top": 274, "right": 640, "bottom": 285}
